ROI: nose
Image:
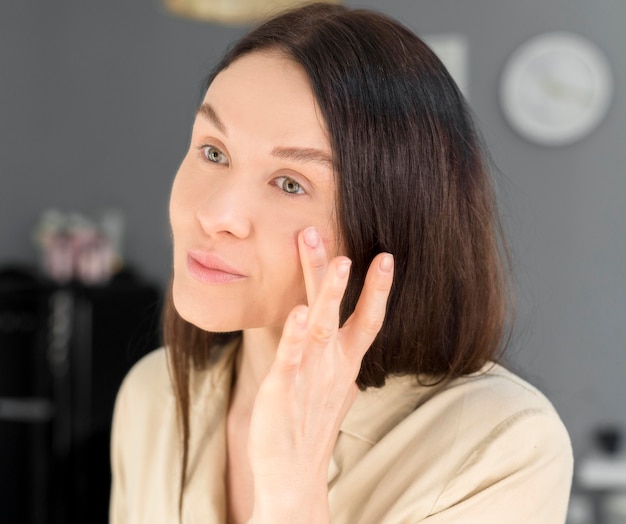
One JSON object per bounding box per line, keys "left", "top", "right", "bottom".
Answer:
{"left": 195, "top": 178, "right": 253, "bottom": 239}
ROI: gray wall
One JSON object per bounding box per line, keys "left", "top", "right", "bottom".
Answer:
{"left": 1, "top": 0, "right": 625, "bottom": 462}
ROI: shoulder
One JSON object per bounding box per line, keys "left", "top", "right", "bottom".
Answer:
{"left": 343, "top": 362, "right": 569, "bottom": 447}
{"left": 116, "top": 347, "right": 173, "bottom": 404}
{"left": 123, "top": 346, "right": 171, "bottom": 385}
{"left": 112, "top": 347, "right": 176, "bottom": 447}
{"left": 333, "top": 364, "right": 573, "bottom": 522}
{"left": 409, "top": 363, "right": 573, "bottom": 477}
{"left": 437, "top": 362, "right": 572, "bottom": 463}
{"left": 426, "top": 364, "right": 573, "bottom": 518}
{"left": 110, "top": 348, "right": 182, "bottom": 521}
{"left": 441, "top": 362, "right": 565, "bottom": 427}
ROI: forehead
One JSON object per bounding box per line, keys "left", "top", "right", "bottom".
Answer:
{"left": 202, "top": 51, "right": 330, "bottom": 149}
{"left": 208, "top": 50, "right": 311, "bottom": 101}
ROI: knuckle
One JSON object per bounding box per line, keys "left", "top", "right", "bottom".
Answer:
{"left": 361, "top": 313, "right": 384, "bottom": 337}
{"left": 283, "top": 329, "right": 303, "bottom": 345}
{"left": 308, "top": 253, "right": 327, "bottom": 271}
{"left": 276, "top": 356, "right": 300, "bottom": 373}
{"left": 308, "top": 323, "right": 335, "bottom": 344}
{"left": 274, "top": 346, "right": 301, "bottom": 373}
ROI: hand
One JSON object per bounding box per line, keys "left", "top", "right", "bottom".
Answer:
{"left": 248, "top": 226, "right": 394, "bottom": 523}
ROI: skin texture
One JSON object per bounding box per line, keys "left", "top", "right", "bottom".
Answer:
{"left": 169, "top": 51, "right": 394, "bottom": 524}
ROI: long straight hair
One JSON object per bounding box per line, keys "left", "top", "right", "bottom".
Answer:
{"left": 163, "top": 2, "right": 514, "bottom": 512}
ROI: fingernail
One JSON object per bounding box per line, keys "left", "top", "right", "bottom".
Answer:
{"left": 379, "top": 253, "right": 394, "bottom": 273}
{"left": 303, "top": 227, "right": 320, "bottom": 248}
{"left": 336, "top": 259, "right": 352, "bottom": 278}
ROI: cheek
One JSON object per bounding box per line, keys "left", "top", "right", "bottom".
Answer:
{"left": 267, "top": 226, "right": 338, "bottom": 306}
{"left": 169, "top": 167, "right": 198, "bottom": 238}
{"left": 280, "top": 228, "right": 304, "bottom": 279}
{"left": 265, "top": 228, "right": 305, "bottom": 298}
{"left": 169, "top": 173, "right": 184, "bottom": 232}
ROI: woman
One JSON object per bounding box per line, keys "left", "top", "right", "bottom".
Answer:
{"left": 110, "top": 3, "right": 573, "bottom": 523}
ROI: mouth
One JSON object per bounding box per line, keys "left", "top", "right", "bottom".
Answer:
{"left": 186, "top": 252, "right": 247, "bottom": 284}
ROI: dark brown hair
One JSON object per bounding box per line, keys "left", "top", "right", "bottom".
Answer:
{"left": 164, "top": 1, "right": 513, "bottom": 508}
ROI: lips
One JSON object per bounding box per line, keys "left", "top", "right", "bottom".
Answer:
{"left": 186, "top": 251, "right": 246, "bottom": 284}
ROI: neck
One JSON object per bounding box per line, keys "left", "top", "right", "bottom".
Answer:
{"left": 231, "top": 325, "right": 283, "bottom": 408}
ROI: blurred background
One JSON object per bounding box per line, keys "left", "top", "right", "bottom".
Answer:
{"left": 0, "top": 0, "right": 624, "bottom": 522}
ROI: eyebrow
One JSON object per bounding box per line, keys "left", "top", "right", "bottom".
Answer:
{"left": 197, "top": 102, "right": 333, "bottom": 168}
{"left": 270, "top": 146, "right": 333, "bottom": 168}
{"left": 197, "top": 103, "right": 227, "bottom": 134}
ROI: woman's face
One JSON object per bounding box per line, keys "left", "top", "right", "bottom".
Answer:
{"left": 170, "top": 51, "right": 339, "bottom": 332}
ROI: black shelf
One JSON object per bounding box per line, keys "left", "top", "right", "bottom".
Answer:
{"left": 0, "top": 267, "right": 161, "bottom": 524}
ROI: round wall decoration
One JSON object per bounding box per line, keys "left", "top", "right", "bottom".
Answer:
{"left": 500, "top": 32, "right": 613, "bottom": 146}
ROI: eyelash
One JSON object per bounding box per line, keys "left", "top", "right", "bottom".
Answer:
{"left": 198, "top": 144, "right": 306, "bottom": 195}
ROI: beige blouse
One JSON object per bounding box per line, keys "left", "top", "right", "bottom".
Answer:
{"left": 110, "top": 344, "right": 573, "bottom": 523}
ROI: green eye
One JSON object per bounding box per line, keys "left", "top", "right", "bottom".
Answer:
{"left": 277, "top": 176, "right": 304, "bottom": 194}
{"left": 203, "top": 145, "right": 226, "bottom": 164}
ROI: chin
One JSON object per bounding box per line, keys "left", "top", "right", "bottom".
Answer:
{"left": 171, "top": 280, "right": 283, "bottom": 333}
{"left": 172, "top": 289, "right": 236, "bottom": 333}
